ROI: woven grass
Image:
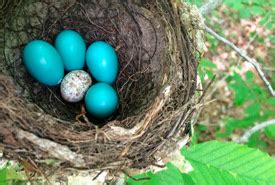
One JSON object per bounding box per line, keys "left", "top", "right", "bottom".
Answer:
{"left": 0, "top": 0, "right": 201, "bottom": 176}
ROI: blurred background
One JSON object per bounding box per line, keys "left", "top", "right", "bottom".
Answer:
{"left": 188, "top": 0, "right": 275, "bottom": 155}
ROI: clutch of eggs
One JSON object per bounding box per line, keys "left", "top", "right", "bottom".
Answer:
{"left": 23, "top": 30, "right": 120, "bottom": 118}
{"left": 61, "top": 70, "right": 92, "bottom": 102}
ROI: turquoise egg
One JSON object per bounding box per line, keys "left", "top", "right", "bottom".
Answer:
{"left": 85, "top": 83, "right": 118, "bottom": 118}
{"left": 23, "top": 40, "right": 64, "bottom": 86}
{"left": 86, "top": 41, "right": 118, "bottom": 84}
{"left": 55, "top": 30, "right": 86, "bottom": 71}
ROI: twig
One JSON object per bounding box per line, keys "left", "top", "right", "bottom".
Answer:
{"left": 236, "top": 119, "right": 275, "bottom": 143}
{"left": 199, "top": 1, "right": 274, "bottom": 96}
{"left": 47, "top": 87, "right": 65, "bottom": 105}
{"left": 92, "top": 170, "right": 104, "bottom": 181}
{"left": 205, "top": 26, "right": 275, "bottom": 97}
{"left": 122, "top": 169, "right": 150, "bottom": 181}
{"left": 198, "top": 75, "right": 216, "bottom": 103}
{"left": 191, "top": 75, "right": 216, "bottom": 124}
{"left": 199, "top": 0, "right": 223, "bottom": 15}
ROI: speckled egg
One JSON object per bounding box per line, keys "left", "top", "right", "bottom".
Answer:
{"left": 60, "top": 70, "right": 92, "bottom": 102}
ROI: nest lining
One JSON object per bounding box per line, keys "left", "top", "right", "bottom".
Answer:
{"left": 0, "top": 0, "right": 199, "bottom": 173}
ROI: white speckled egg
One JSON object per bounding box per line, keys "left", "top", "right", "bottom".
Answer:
{"left": 61, "top": 70, "right": 92, "bottom": 102}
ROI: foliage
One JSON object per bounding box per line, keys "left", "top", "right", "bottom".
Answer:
{"left": 0, "top": 162, "right": 26, "bottom": 185}
{"left": 185, "top": 2, "right": 275, "bottom": 185}
{"left": 196, "top": 57, "right": 274, "bottom": 151}
{"left": 198, "top": 58, "right": 216, "bottom": 83}
{"left": 196, "top": 66, "right": 275, "bottom": 151}
{"left": 264, "top": 125, "right": 275, "bottom": 139}
{"left": 224, "top": 0, "right": 275, "bottom": 26}
{"left": 215, "top": 71, "right": 275, "bottom": 142}
{"left": 127, "top": 163, "right": 187, "bottom": 185}
{"left": 127, "top": 141, "right": 275, "bottom": 185}
{"left": 186, "top": 0, "right": 204, "bottom": 7}
{"left": 192, "top": 0, "right": 275, "bottom": 153}
{"left": 182, "top": 141, "right": 275, "bottom": 185}
{"left": 224, "top": 0, "right": 275, "bottom": 49}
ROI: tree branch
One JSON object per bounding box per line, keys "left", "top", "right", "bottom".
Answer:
{"left": 16, "top": 129, "right": 85, "bottom": 167}
{"left": 236, "top": 119, "right": 275, "bottom": 143}
{"left": 198, "top": 0, "right": 275, "bottom": 96}
{"left": 199, "top": 0, "right": 223, "bottom": 16}
{"left": 204, "top": 26, "right": 275, "bottom": 97}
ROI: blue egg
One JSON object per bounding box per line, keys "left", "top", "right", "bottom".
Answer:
{"left": 85, "top": 83, "right": 118, "bottom": 118}
{"left": 86, "top": 41, "right": 118, "bottom": 84}
{"left": 55, "top": 30, "right": 86, "bottom": 71}
{"left": 23, "top": 40, "right": 64, "bottom": 86}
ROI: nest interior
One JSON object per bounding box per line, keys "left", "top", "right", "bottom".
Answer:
{"left": 0, "top": 0, "right": 198, "bottom": 173}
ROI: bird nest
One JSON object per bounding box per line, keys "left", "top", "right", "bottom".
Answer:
{"left": 0, "top": 0, "right": 202, "bottom": 176}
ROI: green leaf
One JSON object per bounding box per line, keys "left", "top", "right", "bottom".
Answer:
{"left": 240, "top": 8, "right": 251, "bottom": 18}
{"left": 224, "top": 0, "right": 243, "bottom": 10}
{"left": 269, "top": 35, "right": 275, "bottom": 43}
{"left": 0, "top": 168, "right": 9, "bottom": 185}
{"left": 198, "top": 124, "right": 207, "bottom": 132}
{"left": 251, "top": 6, "right": 265, "bottom": 16}
{"left": 0, "top": 167, "right": 24, "bottom": 185}
{"left": 228, "top": 72, "right": 250, "bottom": 106}
{"left": 181, "top": 141, "right": 275, "bottom": 185}
{"left": 247, "top": 131, "right": 268, "bottom": 151}
{"left": 265, "top": 22, "right": 273, "bottom": 30}
{"left": 0, "top": 163, "right": 27, "bottom": 185}
{"left": 127, "top": 163, "right": 186, "bottom": 185}
{"left": 221, "top": 116, "right": 259, "bottom": 138}
{"left": 186, "top": 0, "right": 203, "bottom": 6}
{"left": 244, "top": 103, "right": 261, "bottom": 117}
{"left": 264, "top": 125, "right": 275, "bottom": 139}
{"left": 200, "top": 59, "right": 217, "bottom": 69}
{"left": 206, "top": 34, "right": 219, "bottom": 51}
{"left": 147, "top": 163, "right": 185, "bottom": 185}
{"left": 198, "top": 58, "right": 216, "bottom": 83}
{"left": 182, "top": 174, "right": 195, "bottom": 185}
{"left": 245, "top": 71, "right": 254, "bottom": 81}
